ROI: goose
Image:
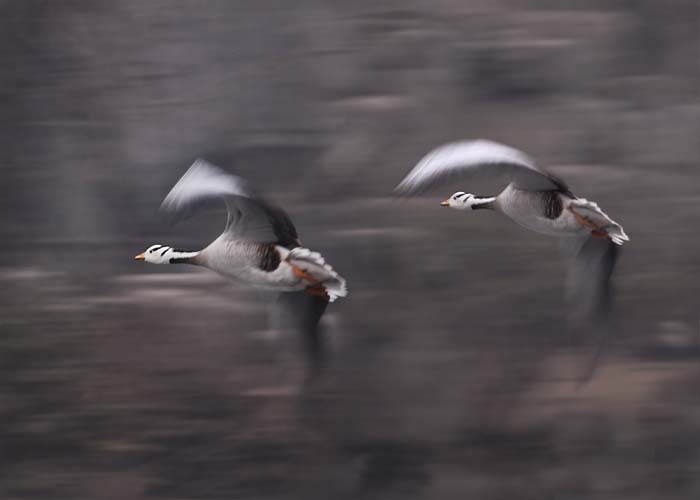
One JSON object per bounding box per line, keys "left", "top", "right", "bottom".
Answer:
{"left": 395, "top": 139, "right": 628, "bottom": 323}
{"left": 134, "top": 159, "right": 347, "bottom": 380}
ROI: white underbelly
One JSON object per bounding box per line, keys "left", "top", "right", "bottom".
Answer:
{"left": 200, "top": 241, "right": 305, "bottom": 291}
{"left": 241, "top": 262, "right": 305, "bottom": 291}
{"left": 216, "top": 261, "right": 305, "bottom": 291}
{"left": 507, "top": 211, "right": 581, "bottom": 237}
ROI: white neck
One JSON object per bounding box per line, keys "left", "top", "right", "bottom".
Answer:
{"left": 474, "top": 196, "right": 496, "bottom": 208}
{"left": 470, "top": 196, "right": 496, "bottom": 209}
{"left": 166, "top": 248, "right": 200, "bottom": 264}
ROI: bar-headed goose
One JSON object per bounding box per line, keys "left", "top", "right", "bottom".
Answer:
{"left": 395, "top": 139, "right": 628, "bottom": 322}
{"left": 135, "top": 159, "right": 347, "bottom": 379}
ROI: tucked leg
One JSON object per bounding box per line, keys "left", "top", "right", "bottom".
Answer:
{"left": 290, "top": 264, "right": 320, "bottom": 285}
{"left": 305, "top": 284, "right": 329, "bottom": 301}
{"left": 288, "top": 263, "right": 329, "bottom": 301}
{"left": 568, "top": 207, "right": 610, "bottom": 240}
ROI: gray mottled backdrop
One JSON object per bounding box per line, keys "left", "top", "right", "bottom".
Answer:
{"left": 1, "top": 1, "right": 699, "bottom": 499}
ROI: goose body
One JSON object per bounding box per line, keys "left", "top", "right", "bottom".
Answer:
{"left": 494, "top": 186, "right": 626, "bottom": 243}
{"left": 495, "top": 186, "right": 581, "bottom": 237}
{"left": 196, "top": 240, "right": 302, "bottom": 291}
{"left": 396, "top": 139, "right": 628, "bottom": 322}
{"left": 136, "top": 159, "right": 347, "bottom": 301}
{"left": 135, "top": 159, "right": 347, "bottom": 380}
{"left": 193, "top": 238, "right": 345, "bottom": 296}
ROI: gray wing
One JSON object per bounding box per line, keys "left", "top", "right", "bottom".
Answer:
{"left": 561, "top": 236, "right": 619, "bottom": 325}
{"left": 160, "top": 159, "right": 299, "bottom": 246}
{"left": 561, "top": 236, "right": 619, "bottom": 386}
{"left": 395, "top": 139, "right": 569, "bottom": 195}
{"left": 269, "top": 291, "right": 329, "bottom": 382}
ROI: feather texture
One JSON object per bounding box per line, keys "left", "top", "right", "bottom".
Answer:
{"left": 568, "top": 198, "right": 629, "bottom": 245}
{"left": 395, "top": 139, "right": 569, "bottom": 195}
{"left": 160, "top": 159, "right": 299, "bottom": 247}
{"left": 287, "top": 248, "right": 348, "bottom": 302}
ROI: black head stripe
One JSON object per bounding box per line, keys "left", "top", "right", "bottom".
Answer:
{"left": 160, "top": 247, "right": 170, "bottom": 257}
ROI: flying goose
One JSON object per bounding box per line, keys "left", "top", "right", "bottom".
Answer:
{"left": 134, "top": 159, "right": 347, "bottom": 379}
{"left": 395, "top": 139, "right": 628, "bottom": 322}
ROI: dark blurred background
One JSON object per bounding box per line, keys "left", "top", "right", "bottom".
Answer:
{"left": 1, "top": 1, "right": 699, "bottom": 498}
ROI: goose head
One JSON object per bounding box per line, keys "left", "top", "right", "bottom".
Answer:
{"left": 134, "top": 245, "right": 173, "bottom": 264}
{"left": 440, "top": 192, "right": 477, "bottom": 210}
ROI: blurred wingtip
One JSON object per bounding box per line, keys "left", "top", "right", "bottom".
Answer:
{"left": 157, "top": 203, "right": 183, "bottom": 226}
{"left": 392, "top": 185, "right": 408, "bottom": 199}
{"left": 189, "top": 157, "right": 215, "bottom": 170}
{"left": 393, "top": 179, "right": 421, "bottom": 198}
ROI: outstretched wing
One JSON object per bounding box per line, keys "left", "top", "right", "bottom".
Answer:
{"left": 395, "top": 140, "right": 569, "bottom": 195}
{"left": 561, "top": 236, "right": 620, "bottom": 385}
{"left": 160, "top": 159, "right": 299, "bottom": 247}
{"left": 269, "top": 291, "right": 329, "bottom": 382}
{"left": 561, "top": 235, "right": 619, "bottom": 325}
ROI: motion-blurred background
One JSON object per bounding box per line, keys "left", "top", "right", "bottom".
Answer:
{"left": 1, "top": 1, "right": 699, "bottom": 498}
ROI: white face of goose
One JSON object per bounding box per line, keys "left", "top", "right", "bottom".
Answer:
{"left": 134, "top": 244, "right": 174, "bottom": 264}
{"left": 440, "top": 192, "right": 476, "bottom": 210}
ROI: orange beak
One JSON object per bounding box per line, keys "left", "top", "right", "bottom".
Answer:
{"left": 134, "top": 253, "right": 145, "bottom": 261}
{"left": 440, "top": 199, "right": 450, "bottom": 206}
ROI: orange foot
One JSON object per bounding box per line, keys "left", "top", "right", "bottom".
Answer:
{"left": 568, "top": 207, "right": 609, "bottom": 240}
{"left": 290, "top": 264, "right": 319, "bottom": 285}
{"left": 305, "top": 284, "right": 329, "bottom": 301}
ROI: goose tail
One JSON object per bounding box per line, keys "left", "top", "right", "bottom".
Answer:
{"left": 287, "top": 248, "right": 348, "bottom": 302}
{"left": 570, "top": 198, "right": 629, "bottom": 245}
